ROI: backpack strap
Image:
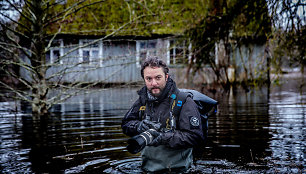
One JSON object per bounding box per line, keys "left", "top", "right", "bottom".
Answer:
{"left": 171, "top": 91, "right": 192, "bottom": 118}
{"left": 138, "top": 95, "right": 147, "bottom": 120}
{"left": 167, "top": 91, "right": 191, "bottom": 130}
{"left": 139, "top": 105, "right": 146, "bottom": 120}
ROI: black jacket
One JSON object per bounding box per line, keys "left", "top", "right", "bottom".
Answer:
{"left": 121, "top": 78, "right": 204, "bottom": 149}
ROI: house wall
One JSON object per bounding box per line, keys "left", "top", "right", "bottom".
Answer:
{"left": 171, "top": 42, "right": 268, "bottom": 86}
{"left": 102, "top": 41, "right": 140, "bottom": 83}
{"left": 20, "top": 36, "right": 210, "bottom": 85}
{"left": 214, "top": 40, "right": 268, "bottom": 83}
{"left": 170, "top": 66, "right": 217, "bottom": 86}
{"left": 45, "top": 39, "right": 142, "bottom": 83}
{"left": 232, "top": 43, "right": 267, "bottom": 82}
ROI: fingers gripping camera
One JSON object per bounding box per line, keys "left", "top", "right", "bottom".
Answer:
{"left": 136, "top": 120, "right": 161, "bottom": 133}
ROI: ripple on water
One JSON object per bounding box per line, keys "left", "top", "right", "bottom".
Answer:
{"left": 104, "top": 158, "right": 142, "bottom": 174}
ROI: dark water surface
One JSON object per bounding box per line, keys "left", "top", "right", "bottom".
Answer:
{"left": 0, "top": 78, "right": 305, "bottom": 173}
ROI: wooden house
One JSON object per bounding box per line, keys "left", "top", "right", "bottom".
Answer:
{"left": 18, "top": 0, "right": 270, "bottom": 85}
{"left": 42, "top": 35, "right": 191, "bottom": 84}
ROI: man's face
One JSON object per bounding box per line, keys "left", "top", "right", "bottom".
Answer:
{"left": 143, "top": 66, "right": 168, "bottom": 97}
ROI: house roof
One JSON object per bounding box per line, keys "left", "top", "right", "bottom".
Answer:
{"left": 17, "top": 0, "right": 270, "bottom": 40}
{"left": 46, "top": 0, "right": 208, "bottom": 37}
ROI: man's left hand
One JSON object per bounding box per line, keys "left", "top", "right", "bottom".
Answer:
{"left": 148, "top": 133, "right": 162, "bottom": 146}
{"left": 148, "top": 132, "right": 172, "bottom": 146}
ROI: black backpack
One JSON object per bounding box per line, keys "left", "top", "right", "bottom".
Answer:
{"left": 171, "top": 89, "right": 218, "bottom": 140}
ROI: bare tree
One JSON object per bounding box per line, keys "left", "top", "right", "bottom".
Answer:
{"left": 0, "top": 0, "right": 152, "bottom": 116}
{"left": 185, "top": 0, "right": 272, "bottom": 86}
{"left": 267, "top": 0, "right": 305, "bottom": 74}
{"left": 185, "top": 0, "right": 305, "bottom": 86}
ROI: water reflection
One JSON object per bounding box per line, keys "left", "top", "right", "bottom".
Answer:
{"left": 0, "top": 80, "right": 305, "bottom": 173}
{"left": 267, "top": 83, "right": 305, "bottom": 173}
{"left": 208, "top": 86, "right": 271, "bottom": 162}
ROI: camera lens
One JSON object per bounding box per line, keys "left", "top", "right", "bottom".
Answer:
{"left": 127, "top": 130, "right": 154, "bottom": 154}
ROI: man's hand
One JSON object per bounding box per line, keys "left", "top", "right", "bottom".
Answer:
{"left": 136, "top": 120, "right": 150, "bottom": 133}
{"left": 148, "top": 131, "right": 173, "bottom": 147}
{"left": 143, "top": 120, "right": 161, "bottom": 130}
{"left": 146, "top": 129, "right": 160, "bottom": 138}
{"left": 146, "top": 129, "right": 160, "bottom": 145}
{"left": 136, "top": 120, "right": 161, "bottom": 133}
{"left": 148, "top": 133, "right": 162, "bottom": 146}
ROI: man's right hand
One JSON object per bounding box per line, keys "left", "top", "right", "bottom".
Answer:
{"left": 143, "top": 120, "right": 161, "bottom": 130}
{"left": 136, "top": 120, "right": 161, "bottom": 133}
{"left": 136, "top": 120, "right": 150, "bottom": 133}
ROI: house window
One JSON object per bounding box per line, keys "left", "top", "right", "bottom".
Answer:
{"left": 168, "top": 40, "right": 191, "bottom": 65}
{"left": 136, "top": 40, "right": 157, "bottom": 67}
{"left": 47, "top": 39, "right": 64, "bottom": 64}
{"left": 52, "top": 50, "right": 61, "bottom": 63}
{"left": 79, "top": 40, "right": 103, "bottom": 66}
{"left": 82, "top": 50, "right": 90, "bottom": 63}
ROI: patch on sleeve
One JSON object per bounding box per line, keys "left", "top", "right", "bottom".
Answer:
{"left": 189, "top": 116, "right": 200, "bottom": 129}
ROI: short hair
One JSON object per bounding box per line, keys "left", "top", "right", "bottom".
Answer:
{"left": 141, "top": 57, "right": 169, "bottom": 78}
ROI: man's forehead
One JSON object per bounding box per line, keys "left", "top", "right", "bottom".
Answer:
{"left": 144, "top": 67, "right": 165, "bottom": 76}
{"left": 148, "top": 66, "right": 161, "bottom": 69}
{"left": 144, "top": 66, "right": 163, "bottom": 72}
{"left": 144, "top": 73, "right": 164, "bottom": 77}
{"left": 145, "top": 74, "right": 163, "bottom": 77}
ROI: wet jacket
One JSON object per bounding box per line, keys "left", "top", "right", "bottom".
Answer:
{"left": 121, "top": 78, "right": 204, "bottom": 172}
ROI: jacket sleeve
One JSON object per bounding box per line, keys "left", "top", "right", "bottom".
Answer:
{"left": 163, "top": 97, "right": 205, "bottom": 149}
{"left": 121, "top": 99, "right": 142, "bottom": 137}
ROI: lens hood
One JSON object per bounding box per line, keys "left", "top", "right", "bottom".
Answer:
{"left": 127, "top": 130, "right": 154, "bottom": 154}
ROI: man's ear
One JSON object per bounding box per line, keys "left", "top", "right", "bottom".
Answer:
{"left": 165, "top": 74, "right": 169, "bottom": 81}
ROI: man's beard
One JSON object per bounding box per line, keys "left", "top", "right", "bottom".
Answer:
{"left": 149, "top": 87, "right": 163, "bottom": 97}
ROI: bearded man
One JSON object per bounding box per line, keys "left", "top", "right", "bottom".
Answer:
{"left": 122, "top": 57, "right": 204, "bottom": 173}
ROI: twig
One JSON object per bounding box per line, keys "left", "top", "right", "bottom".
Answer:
{"left": 250, "top": 149, "right": 255, "bottom": 163}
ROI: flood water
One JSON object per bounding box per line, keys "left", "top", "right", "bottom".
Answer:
{"left": 0, "top": 77, "right": 305, "bottom": 173}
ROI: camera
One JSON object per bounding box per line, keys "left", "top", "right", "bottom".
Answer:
{"left": 127, "top": 130, "right": 155, "bottom": 154}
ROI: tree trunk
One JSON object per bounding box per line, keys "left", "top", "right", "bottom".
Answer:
{"left": 32, "top": 80, "right": 49, "bottom": 116}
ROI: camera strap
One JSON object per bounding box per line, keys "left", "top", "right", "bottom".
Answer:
{"left": 168, "top": 94, "right": 176, "bottom": 130}
{"left": 139, "top": 105, "right": 146, "bottom": 120}
{"left": 138, "top": 92, "right": 189, "bottom": 131}
{"left": 169, "top": 91, "right": 190, "bottom": 130}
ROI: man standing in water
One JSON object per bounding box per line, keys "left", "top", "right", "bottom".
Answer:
{"left": 122, "top": 57, "right": 204, "bottom": 173}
